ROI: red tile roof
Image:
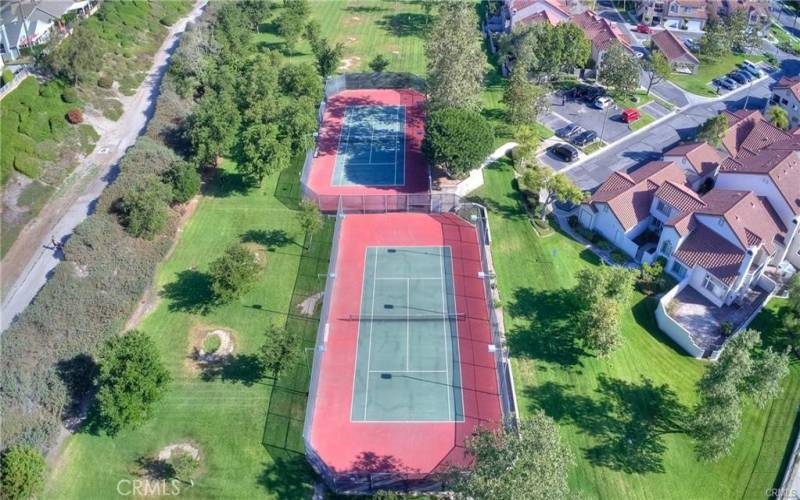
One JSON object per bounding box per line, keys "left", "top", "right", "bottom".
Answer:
{"left": 651, "top": 29, "right": 699, "bottom": 64}
{"left": 674, "top": 224, "right": 745, "bottom": 285}
{"left": 572, "top": 10, "right": 632, "bottom": 52}
{"left": 654, "top": 180, "right": 706, "bottom": 213}
{"left": 776, "top": 76, "right": 800, "bottom": 102}
{"left": 663, "top": 142, "right": 721, "bottom": 176}
{"left": 721, "top": 109, "right": 763, "bottom": 157}
{"left": 589, "top": 161, "right": 688, "bottom": 230}
{"left": 519, "top": 9, "right": 562, "bottom": 26}
{"left": 720, "top": 144, "right": 800, "bottom": 215}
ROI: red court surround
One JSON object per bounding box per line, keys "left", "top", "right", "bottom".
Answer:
{"left": 308, "top": 213, "right": 502, "bottom": 476}
{"left": 305, "top": 89, "right": 430, "bottom": 209}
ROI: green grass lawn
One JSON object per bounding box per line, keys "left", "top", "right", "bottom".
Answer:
{"left": 771, "top": 24, "right": 800, "bottom": 55}
{"left": 630, "top": 111, "right": 656, "bottom": 131}
{"left": 470, "top": 159, "right": 800, "bottom": 499}
{"left": 46, "top": 160, "right": 331, "bottom": 499}
{"left": 670, "top": 53, "right": 765, "bottom": 97}
{"left": 254, "top": 0, "right": 429, "bottom": 74}
{"left": 581, "top": 141, "right": 605, "bottom": 155}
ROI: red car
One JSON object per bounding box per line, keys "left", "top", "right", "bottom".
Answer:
{"left": 637, "top": 23, "right": 652, "bottom": 34}
{"left": 621, "top": 108, "right": 641, "bottom": 123}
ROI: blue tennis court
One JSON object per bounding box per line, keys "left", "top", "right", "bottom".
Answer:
{"left": 331, "top": 105, "right": 406, "bottom": 187}
{"left": 351, "top": 246, "right": 464, "bottom": 423}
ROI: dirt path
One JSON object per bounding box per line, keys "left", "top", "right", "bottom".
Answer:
{"left": 0, "top": 0, "right": 208, "bottom": 332}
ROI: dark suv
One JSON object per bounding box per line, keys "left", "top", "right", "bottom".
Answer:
{"left": 549, "top": 143, "right": 579, "bottom": 162}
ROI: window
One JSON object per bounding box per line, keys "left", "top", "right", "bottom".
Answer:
{"left": 656, "top": 200, "right": 671, "bottom": 216}
{"left": 703, "top": 273, "right": 726, "bottom": 298}
{"left": 671, "top": 261, "right": 687, "bottom": 278}
{"left": 660, "top": 239, "right": 673, "bottom": 256}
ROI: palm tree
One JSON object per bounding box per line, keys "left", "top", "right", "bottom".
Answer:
{"left": 766, "top": 105, "right": 790, "bottom": 130}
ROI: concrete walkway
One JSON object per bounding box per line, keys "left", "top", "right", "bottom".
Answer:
{"left": 0, "top": 0, "right": 208, "bottom": 332}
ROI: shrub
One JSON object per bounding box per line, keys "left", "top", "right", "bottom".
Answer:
{"left": 720, "top": 321, "right": 735, "bottom": 337}
{"left": 2, "top": 69, "right": 14, "bottom": 85}
{"left": 67, "top": 108, "right": 83, "bottom": 124}
{"left": 120, "top": 178, "right": 172, "bottom": 239}
{"left": 0, "top": 445, "right": 46, "bottom": 500}
{"left": 423, "top": 107, "right": 494, "bottom": 179}
{"left": 596, "top": 238, "right": 612, "bottom": 251}
{"left": 163, "top": 160, "right": 201, "bottom": 203}
{"left": 567, "top": 215, "right": 579, "bottom": 228}
{"left": 39, "top": 81, "right": 60, "bottom": 98}
{"left": 610, "top": 250, "right": 627, "bottom": 265}
{"left": 61, "top": 87, "right": 79, "bottom": 103}
{"left": 160, "top": 15, "right": 177, "bottom": 26}
{"left": 208, "top": 245, "right": 260, "bottom": 303}
{"left": 573, "top": 224, "right": 597, "bottom": 243}
{"left": 14, "top": 154, "right": 41, "bottom": 178}
{"left": 97, "top": 75, "right": 113, "bottom": 89}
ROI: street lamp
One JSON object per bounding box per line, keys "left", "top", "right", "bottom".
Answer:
{"left": 599, "top": 104, "right": 613, "bottom": 143}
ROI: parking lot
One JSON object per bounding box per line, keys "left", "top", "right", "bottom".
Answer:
{"left": 538, "top": 90, "right": 650, "bottom": 169}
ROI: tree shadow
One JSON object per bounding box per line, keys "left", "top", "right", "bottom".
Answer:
{"left": 345, "top": 5, "right": 388, "bottom": 13}
{"left": 377, "top": 13, "right": 430, "bottom": 38}
{"left": 200, "top": 353, "right": 265, "bottom": 386}
{"left": 631, "top": 296, "right": 692, "bottom": 358}
{"left": 527, "top": 375, "right": 689, "bottom": 474}
{"left": 161, "top": 270, "right": 215, "bottom": 314}
{"left": 258, "top": 451, "right": 314, "bottom": 499}
{"left": 202, "top": 169, "right": 251, "bottom": 198}
{"left": 241, "top": 229, "right": 295, "bottom": 250}
{"left": 56, "top": 354, "right": 98, "bottom": 416}
{"left": 136, "top": 455, "right": 174, "bottom": 480}
{"left": 506, "top": 287, "right": 587, "bottom": 368}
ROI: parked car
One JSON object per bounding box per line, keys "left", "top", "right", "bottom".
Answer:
{"left": 636, "top": 23, "right": 652, "bottom": 34}
{"left": 557, "top": 123, "right": 584, "bottom": 139}
{"left": 729, "top": 71, "right": 748, "bottom": 84}
{"left": 620, "top": 108, "right": 641, "bottom": 123}
{"left": 684, "top": 38, "right": 699, "bottom": 51}
{"left": 549, "top": 143, "right": 579, "bottom": 162}
{"left": 739, "top": 64, "right": 762, "bottom": 78}
{"left": 717, "top": 77, "right": 739, "bottom": 90}
{"left": 593, "top": 96, "right": 614, "bottom": 109}
{"left": 572, "top": 130, "right": 598, "bottom": 147}
{"left": 573, "top": 84, "right": 606, "bottom": 103}
{"left": 741, "top": 60, "right": 762, "bottom": 73}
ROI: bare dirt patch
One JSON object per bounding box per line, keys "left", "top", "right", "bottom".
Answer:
{"left": 1, "top": 173, "right": 34, "bottom": 228}
{"left": 297, "top": 291, "right": 323, "bottom": 316}
{"left": 338, "top": 56, "right": 362, "bottom": 72}
{"left": 158, "top": 443, "right": 200, "bottom": 461}
{"left": 241, "top": 241, "right": 267, "bottom": 266}
{"left": 187, "top": 324, "right": 236, "bottom": 373}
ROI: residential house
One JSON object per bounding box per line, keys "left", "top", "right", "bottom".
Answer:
{"left": 662, "top": 141, "right": 720, "bottom": 189}
{"left": 501, "top": 0, "right": 572, "bottom": 30}
{"left": 571, "top": 10, "right": 634, "bottom": 71}
{"left": 637, "top": 0, "right": 707, "bottom": 30}
{"left": 771, "top": 77, "right": 800, "bottom": 130}
{"left": 650, "top": 29, "right": 700, "bottom": 73}
{"left": 1, "top": 0, "right": 97, "bottom": 62}
{"left": 718, "top": 0, "right": 769, "bottom": 28}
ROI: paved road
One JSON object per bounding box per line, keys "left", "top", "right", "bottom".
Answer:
{"left": 561, "top": 54, "right": 800, "bottom": 190}
{"left": 0, "top": 1, "right": 207, "bottom": 332}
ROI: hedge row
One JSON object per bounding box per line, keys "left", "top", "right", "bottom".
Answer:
{"left": 0, "top": 9, "right": 211, "bottom": 453}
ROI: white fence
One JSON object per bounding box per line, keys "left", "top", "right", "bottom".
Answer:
{"left": 0, "top": 70, "right": 30, "bottom": 101}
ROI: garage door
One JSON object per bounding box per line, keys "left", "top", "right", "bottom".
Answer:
{"left": 687, "top": 20, "right": 703, "bottom": 31}
{"left": 664, "top": 19, "right": 680, "bottom": 28}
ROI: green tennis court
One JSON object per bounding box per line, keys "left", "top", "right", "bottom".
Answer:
{"left": 351, "top": 246, "right": 464, "bottom": 422}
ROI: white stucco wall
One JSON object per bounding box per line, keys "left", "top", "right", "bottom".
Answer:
{"left": 687, "top": 266, "right": 728, "bottom": 307}
{"left": 772, "top": 87, "right": 800, "bottom": 128}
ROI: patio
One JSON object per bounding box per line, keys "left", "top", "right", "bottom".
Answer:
{"left": 669, "top": 285, "right": 770, "bottom": 356}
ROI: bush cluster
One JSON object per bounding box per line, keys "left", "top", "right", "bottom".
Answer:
{"left": 0, "top": 8, "right": 205, "bottom": 453}
{"left": 67, "top": 108, "right": 83, "bottom": 124}
{"left": 97, "top": 75, "right": 113, "bottom": 89}
{"left": 61, "top": 87, "right": 79, "bottom": 103}
{"left": 2, "top": 69, "right": 13, "bottom": 85}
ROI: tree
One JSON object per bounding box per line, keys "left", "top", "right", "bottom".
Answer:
{"left": 275, "top": 0, "right": 310, "bottom": 54}
{"left": 767, "top": 106, "right": 790, "bottom": 130}
{"left": 304, "top": 18, "right": 322, "bottom": 50}
{"left": 311, "top": 37, "right": 344, "bottom": 77}
{"left": 580, "top": 295, "right": 622, "bottom": 356}
{"left": 187, "top": 90, "right": 242, "bottom": 166}
{"left": 0, "top": 446, "right": 46, "bottom": 500}
{"left": 599, "top": 42, "right": 640, "bottom": 95}
{"left": 696, "top": 114, "right": 728, "bottom": 146}
{"left": 241, "top": 0, "right": 272, "bottom": 32}
{"left": 45, "top": 28, "right": 102, "bottom": 84}
{"left": 163, "top": 160, "right": 201, "bottom": 204}
{"left": 422, "top": 107, "right": 494, "bottom": 179}
{"left": 519, "top": 164, "right": 584, "bottom": 220}
{"left": 425, "top": 2, "right": 486, "bottom": 110}
{"left": 166, "top": 450, "right": 199, "bottom": 483}
{"left": 454, "top": 411, "right": 573, "bottom": 500}
{"left": 120, "top": 178, "right": 172, "bottom": 239}
{"left": 511, "top": 125, "right": 541, "bottom": 169}
{"left": 296, "top": 200, "right": 323, "bottom": 248}
{"left": 691, "top": 329, "right": 791, "bottom": 461}
{"left": 279, "top": 97, "right": 319, "bottom": 151}
{"left": 95, "top": 330, "right": 171, "bottom": 435}
{"left": 784, "top": 275, "right": 800, "bottom": 355}
{"left": 208, "top": 244, "right": 260, "bottom": 303}
{"left": 724, "top": 9, "right": 749, "bottom": 53}
{"left": 502, "top": 69, "right": 550, "bottom": 125}
{"left": 240, "top": 123, "right": 291, "bottom": 184}
{"left": 369, "top": 54, "right": 390, "bottom": 73}
{"left": 698, "top": 17, "right": 728, "bottom": 59}
{"left": 279, "top": 63, "right": 323, "bottom": 99}
{"left": 260, "top": 324, "right": 303, "bottom": 378}
{"left": 643, "top": 51, "right": 671, "bottom": 95}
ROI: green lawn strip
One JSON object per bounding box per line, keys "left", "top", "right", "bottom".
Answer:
{"left": 45, "top": 162, "right": 325, "bottom": 499}
{"left": 670, "top": 53, "right": 765, "bottom": 97}
{"left": 771, "top": 25, "right": 800, "bottom": 55}
{"left": 651, "top": 94, "right": 675, "bottom": 111}
{"left": 472, "top": 159, "right": 800, "bottom": 499}
{"left": 630, "top": 111, "right": 655, "bottom": 131}
{"left": 254, "top": 0, "right": 429, "bottom": 75}
{"left": 581, "top": 141, "right": 605, "bottom": 155}
{"left": 611, "top": 90, "right": 653, "bottom": 110}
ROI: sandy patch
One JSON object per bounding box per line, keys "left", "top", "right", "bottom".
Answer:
{"left": 297, "top": 291, "right": 323, "bottom": 316}
{"left": 338, "top": 56, "right": 361, "bottom": 71}
{"left": 158, "top": 443, "right": 200, "bottom": 461}
{"left": 187, "top": 324, "right": 236, "bottom": 372}
{"left": 242, "top": 241, "right": 267, "bottom": 265}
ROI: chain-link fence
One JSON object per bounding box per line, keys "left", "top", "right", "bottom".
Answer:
{"left": 302, "top": 195, "right": 518, "bottom": 494}
{"left": 324, "top": 72, "right": 426, "bottom": 100}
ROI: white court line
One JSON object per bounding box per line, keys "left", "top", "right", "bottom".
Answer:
{"left": 375, "top": 276, "right": 442, "bottom": 280}
{"left": 393, "top": 106, "right": 400, "bottom": 185}
{"left": 447, "top": 245, "right": 464, "bottom": 418}
{"left": 406, "top": 278, "right": 410, "bottom": 371}
{"left": 362, "top": 248, "right": 379, "bottom": 421}
{"left": 368, "top": 114, "right": 375, "bottom": 164}
{"left": 368, "top": 370, "right": 448, "bottom": 373}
